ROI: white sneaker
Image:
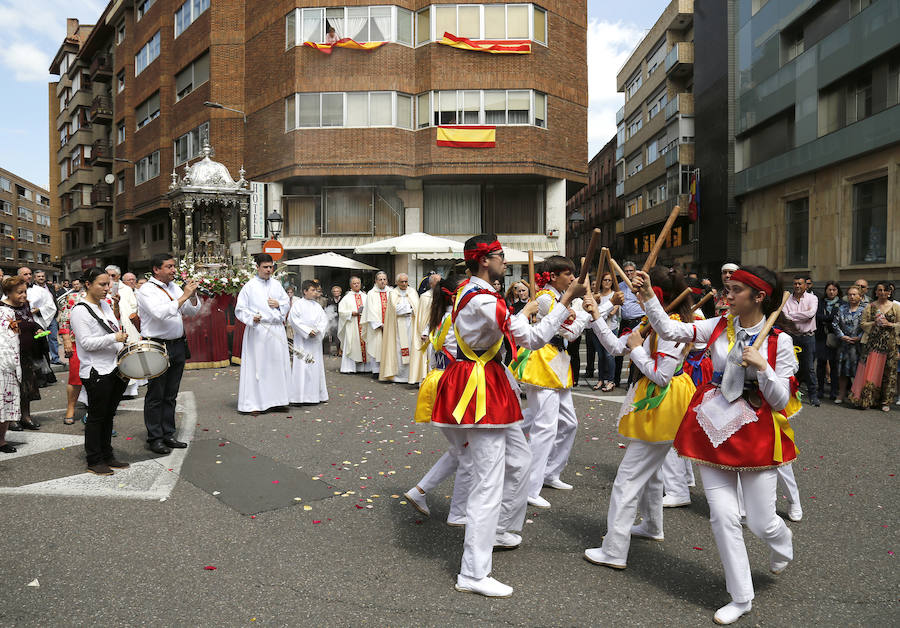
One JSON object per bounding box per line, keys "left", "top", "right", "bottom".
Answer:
{"left": 403, "top": 488, "right": 429, "bottom": 516}
{"left": 447, "top": 515, "right": 466, "bottom": 527}
{"left": 494, "top": 531, "right": 522, "bottom": 550}
{"left": 714, "top": 601, "right": 752, "bottom": 625}
{"left": 787, "top": 503, "right": 803, "bottom": 522}
{"left": 583, "top": 547, "right": 626, "bottom": 569}
{"left": 527, "top": 495, "right": 551, "bottom": 509}
{"left": 663, "top": 493, "right": 691, "bottom": 508}
{"left": 630, "top": 522, "right": 664, "bottom": 542}
{"left": 543, "top": 477, "right": 573, "bottom": 490}
{"left": 455, "top": 574, "right": 513, "bottom": 597}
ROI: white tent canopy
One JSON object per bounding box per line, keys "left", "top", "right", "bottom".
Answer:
{"left": 415, "top": 245, "right": 544, "bottom": 264}
{"left": 283, "top": 251, "right": 378, "bottom": 270}
{"left": 353, "top": 232, "right": 464, "bottom": 255}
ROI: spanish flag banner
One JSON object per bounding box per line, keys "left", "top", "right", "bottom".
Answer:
{"left": 438, "top": 32, "right": 531, "bottom": 54}
{"left": 303, "top": 39, "right": 388, "bottom": 54}
{"left": 436, "top": 126, "right": 496, "bottom": 148}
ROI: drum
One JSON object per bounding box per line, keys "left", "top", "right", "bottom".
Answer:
{"left": 117, "top": 340, "right": 169, "bottom": 380}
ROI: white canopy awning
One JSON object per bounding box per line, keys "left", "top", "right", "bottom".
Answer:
{"left": 353, "top": 232, "right": 464, "bottom": 255}
{"left": 283, "top": 251, "right": 378, "bottom": 270}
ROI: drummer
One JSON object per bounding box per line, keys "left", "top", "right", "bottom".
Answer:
{"left": 69, "top": 268, "right": 130, "bottom": 475}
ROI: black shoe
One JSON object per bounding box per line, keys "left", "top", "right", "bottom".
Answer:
{"left": 8, "top": 422, "right": 22, "bottom": 431}
{"left": 87, "top": 462, "right": 114, "bottom": 475}
{"left": 20, "top": 419, "right": 41, "bottom": 431}
{"left": 810, "top": 397, "right": 821, "bottom": 407}
{"left": 106, "top": 459, "right": 130, "bottom": 469}
{"left": 0, "top": 443, "right": 16, "bottom": 453}
{"left": 162, "top": 438, "right": 188, "bottom": 449}
{"left": 148, "top": 441, "right": 172, "bottom": 455}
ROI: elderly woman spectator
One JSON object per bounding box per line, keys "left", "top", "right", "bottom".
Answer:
{"left": 0, "top": 277, "right": 25, "bottom": 452}
{"left": 849, "top": 281, "right": 900, "bottom": 411}
{"left": 816, "top": 281, "right": 842, "bottom": 401}
{"left": 832, "top": 286, "right": 864, "bottom": 404}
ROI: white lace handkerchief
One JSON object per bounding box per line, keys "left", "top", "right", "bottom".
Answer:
{"left": 696, "top": 389, "right": 759, "bottom": 448}
{"left": 615, "top": 383, "right": 639, "bottom": 429}
{"left": 549, "top": 350, "right": 571, "bottom": 386}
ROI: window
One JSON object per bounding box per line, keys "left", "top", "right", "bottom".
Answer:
{"left": 646, "top": 138, "right": 659, "bottom": 164}
{"left": 626, "top": 71, "right": 642, "bottom": 100}
{"left": 135, "top": 92, "right": 160, "bottom": 130}
{"left": 21, "top": 250, "right": 34, "bottom": 263}
{"left": 646, "top": 42, "right": 666, "bottom": 76}
{"left": 17, "top": 228, "right": 34, "bottom": 242}
{"left": 137, "top": 0, "right": 156, "bottom": 20}
{"left": 135, "top": 151, "right": 160, "bottom": 185}
{"left": 174, "top": 122, "right": 210, "bottom": 166}
{"left": 785, "top": 197, "right": 809, "bottom": 268}
{"left": 117, "top": 121, "right": 126, "bottom": 144}
{"left": 116, "top": 20, "right": 125, "bottom": 45}
{"left": 117, "top": 173, "right": 125, "bottom": 194}
{"left": 18, "top": 206, "right": 33, "bottom": 221}
{"left": 285, "top": 92, "right": 416, "bottom": 130}
{"left": 627, "top": 151, "right": 643, "bottom": 176}
{"left": 323, "top": 187, "right": 374, "bottom": 234}
{"left": 39, "top": 233, "right": 52, "bottom": 244}
{"left": 647, "top": 90, "right": 667, "bottom": 120}
{"left": 416, "top": 6, "right": 430, "bottom": 45}
{"left": 533, "top": 6, "right": 547, "bottom": 45}
{"left": 1, "top": 247, "right": 11, "bottom": 260}
{"left": 0, "top": 201, "right": 10, "bottom": 215}
{"left": 416, "top": 3, "right": 548, "bottom": 44}
{"left": 60, "top": 161, "right": 68, "bottom": 182}
{"left": 852, "top": 177, "right": 887, "bottom": 264}
{"left": 175, "top": 0, "right": 209, "bottom": 38}
{"left": 849, "top": 0, "right": 871, "bottom": 18}
{"left": 36, "top": 214, "right": 51, "bottom": 227}
{"left": 286, "top": 6, "right": 412, "bottom": 47}
{"left": 846, "top": 74, "right": 872, "bottom": 125}
{"left": 0, "top": 224, "right": 11, "bottom": 236}
{"left": 534, "top": 92, "right": 546, "bottom": 128}
{"left": 71, "top": 146, "right": 82, "bottom": 171}
{"left": 117, "top": 70, "right": 125, "bottom": 93}
{"left": 175, "top": 51, "right": 210, "bottom": 101}
{"left": 134, "top": 31, "right": 160, "bottom": 75}
{"left": 0, "top": 177, "right": 8, "bottom": 192}
{"left": 151, "top": 222, "right": 166, "bottom": 241}
{"left": 424, "top": 184, "right": 481, "bottom": 234}
{"left": 627, "top": 113, "right": 642, "bottom": 139}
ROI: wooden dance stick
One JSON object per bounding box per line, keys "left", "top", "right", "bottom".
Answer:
{"left": 640, "top": 287, "right": 693, "bottom": 337}
{"left": 596, "top": 248, "right": 611, "bottom": 287}
{"left": 641, "top": 206, "right": 681, "bottom": 272}
{"left": 578, "top": 228, "right": 602, "bottom": 283}
{"left": 608, "top": 255, "right": 634, "bottom": 292}
{"left": 741, "top": 291, "right": 791, "bottom": 366}
{"left": 691, "top": 290, "right": 715, "bottom": 313}
{"left": 528, "top": 249, "right": 537, "bottom": 301}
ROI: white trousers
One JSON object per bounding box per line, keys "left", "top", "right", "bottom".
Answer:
{"left": 699, "top": 465, "right": 794, "bottom": 603}
{"left": 601, "top": 440, "right": 670, "bottom": 562}
{"left": 440, "top": 424, "right": 532, "bottom": 580}
{"left": 662, "top": 447, "right": 694, "bottom": 500}
{"left": 524, "top": 386, "right": 578, "bottom": 498}
{"left": 418, "top": 446, "right": 471, "bottom": 522}
{"left": 776, "top": 464, "right": 800, "bottom": 504}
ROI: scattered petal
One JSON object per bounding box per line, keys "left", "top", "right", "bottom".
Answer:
{"left": 26, "top": 578, "right": 39, "bottom": 587}
{"left": 692, "top": 546, "right": 703, "bottom": 551}
{"left": 203, "top": 566, "right": 217, "bottom": 571}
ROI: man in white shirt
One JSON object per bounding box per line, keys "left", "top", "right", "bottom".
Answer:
{"left": 234, "top": 253, "right": 291, "bottom": 413}
{"left": 379, "top": 273, "right": 419, "bottom": 383}
{"left": 136, "top": 253, "right": 201, "bottom": 455}
{"left": 337, "top": 276, "right": 371, "bottom": 373}
{"left": 363, "top": 271, "right": 390, "bottom": 378}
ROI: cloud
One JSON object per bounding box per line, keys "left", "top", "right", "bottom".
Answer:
{"left": 586, "top": 18, "right": 646, "bottom": 157}
{"left": 0, "top": 42, "right": 53, "bottom": 82}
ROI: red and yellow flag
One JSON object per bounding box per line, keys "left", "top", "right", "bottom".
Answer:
{"left": 303, "top": 39, "right": 387, "bottom": 54}
{"left": 438, "top": 32, "right": 531, "bottom": 54}
{"left": 436, "top": 126, "right": 496, "bottom": 148}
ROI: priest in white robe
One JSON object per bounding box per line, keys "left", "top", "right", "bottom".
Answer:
{"left": 234, "top": 254, "right": 291, "bottom": 413}
{"left": 288, "top": 280, "right": 329, "bottom": 404}
{"left": 338, "top": 276, "right": 371, "bottom": 373}
{"left": 363, "top": 271, "right": 390, "bottom": 377}
{"left": 379, "top": 273, "right": 419, "bottom": 383}
{"left": 408, "top": 273, "right": 439, "bottom": 385}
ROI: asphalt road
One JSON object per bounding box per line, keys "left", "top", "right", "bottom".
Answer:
{"left": 0, "top": 357, "right": 896, "bottom": 626}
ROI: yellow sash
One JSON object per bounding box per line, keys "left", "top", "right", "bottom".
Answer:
{"left": 452, "top": 326, "right": 503, "bottom": 424}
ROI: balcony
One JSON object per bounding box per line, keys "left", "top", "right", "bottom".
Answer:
{"left": 91, "top": 184, "right": 113, "bottom": 207}
{"left": 90, "top": 95, "right": 113, "bottom": 124}
{"left": 59, "top": 206, "right": 103, "bottom": 231}
{"left": 665, "top": 141, "right": 695, "bottom": 168}
{"left": 90, "top": 140, "right": 113, "bottom": 165}
{"left": 616, "top": 106, "right": 625, "bottom": 125}
{"left": 615, "top": 181, "right": 624, "bottom": 198}
{"left": 623, "top": 199, "right": 689, "bottom": 234}
{"left": 615, "top": 144, "right": 624, "bottom": 161}
{"left": 624, "top": 154, "right": 666, "bottom": 197}
{"left": 665, "top": 42, "right": 694, "bottom": 77}
{"left": 89, "top": 55, "right": 113, "bottom": 82}
{"left": 665, "top": 93, "right": 694, "bottom": 120}
{"left": 661, "top": 0, "right": 694, "bottom": 32}
{"left": 65, "top": 89, "right": 92, "bottom": 115}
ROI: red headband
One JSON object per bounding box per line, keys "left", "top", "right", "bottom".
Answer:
{"left": 730, "top": 269, "right": 773, "bottom": 297}
{"left": 463, "top": 240, "right": 502, "bottom": 261}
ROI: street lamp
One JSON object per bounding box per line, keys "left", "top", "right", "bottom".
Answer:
{"left": 267, "top": 210, "right": 283, "bottom": 240}
{"left": 204, "top": 101, "right": 247, "bottom": 123}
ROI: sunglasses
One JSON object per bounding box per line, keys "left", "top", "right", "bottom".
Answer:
{"left": 485, "top": 252, "right": 505, "bottom": 260}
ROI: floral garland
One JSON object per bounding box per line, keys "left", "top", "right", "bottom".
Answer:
{"left": 155, "top": 258, "right": 294, "bottom": 297}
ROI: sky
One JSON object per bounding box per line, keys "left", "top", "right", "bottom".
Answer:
{"left": 0, "top": 0, "right": 668, "bottom": 190}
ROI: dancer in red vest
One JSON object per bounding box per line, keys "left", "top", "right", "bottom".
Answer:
{"left": 431, "top": 234, "right": 585, "bottom": 598}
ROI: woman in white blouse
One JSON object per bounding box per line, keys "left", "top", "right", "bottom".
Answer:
{"left": 69, "top": 268, "right": 129, "bottom": 476}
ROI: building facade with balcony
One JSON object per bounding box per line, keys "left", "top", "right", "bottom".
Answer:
{"left": 0, "top": 169, "right": 56, "bottom": 277}
{"left": 735, "top": 0, "right": 900, "bottom": 282}
{"left": 566, "top": 134, "right": 624, "bottom": 266}
{"left": 50, "top": 1, "right": 588, "bottom": 282}
{"left": 615, "top": 0, "right": 695, "bottom": 269}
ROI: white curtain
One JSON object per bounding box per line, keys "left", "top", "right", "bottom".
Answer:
{"left": 339, "top": 8, "right": 367, "bottom": 40}
{"left": 371, "top": 9, "right": 392, "bottom": 41}
{"left": 324, "top": 187, "right": 372, "bottom": 234}
{"left": 302, "top": 10, "right": 322, "bottom": 43}
{"left": 424, "top": 185, "right": 481, "bottom": 234}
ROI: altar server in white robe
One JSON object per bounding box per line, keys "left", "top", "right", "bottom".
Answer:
{"left": 363, "top": 271, "right": 390, "bottom": 377}
{"left": 338, "top": 276, "right": 372, "bottom": 373}
{"left": 380, "top": 274, "right": 419, "bottom": 383}
{"left": 234, "top": 254, "right": 291, "bottom": 413}
{"left": 288, "top": 280, "right": 328, "bottom": 404}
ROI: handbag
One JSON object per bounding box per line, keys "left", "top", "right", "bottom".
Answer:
{"left": 826, "top": 333, "right": 841, "bottom": 349}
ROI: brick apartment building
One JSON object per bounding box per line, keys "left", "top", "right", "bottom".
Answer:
{"left": 565, "top": 134, "right": 623, "bottom": 265}
{"left": 50, "top": 1, "right": 588, "bottom": 279}
{"left": 0, "top": 168, "right": 57, "bottom": 278}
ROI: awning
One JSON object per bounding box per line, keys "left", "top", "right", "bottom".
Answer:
{"left": 280, "top": 235, "right": 386, "bottom": 251}
{"left": 283, "top": 252, "right": 377, "bottom": 270}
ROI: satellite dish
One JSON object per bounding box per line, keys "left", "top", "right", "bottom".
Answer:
{"left": 104, "top": 173, "right": 115, "bottom": 185}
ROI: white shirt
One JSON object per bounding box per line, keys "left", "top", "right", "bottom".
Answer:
{"left": 69, "top": 300, "right": 124, "bottom": 378}
{"left": 27, "top": 283, "right": 56, "bottom": 330}
{"left": 136, "top": 277, "right": 201, "bottom": 340}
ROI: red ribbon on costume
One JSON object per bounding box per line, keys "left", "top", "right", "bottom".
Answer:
{"left": 652, "top": 286, "right": 664, "bottom": 302}
{"left": 452, "top": 286, "right": 518, "bottom": 361}
{"left": 463, "top": 240, "right": 502, "bottom": 261}
{"left": 441, "top": 287, "right": 454, "bottom": 297}
{"left": 730, "top": 269, "right": 773, "bottom": 296}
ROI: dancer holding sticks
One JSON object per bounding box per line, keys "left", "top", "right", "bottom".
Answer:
{"left": 632, "top": 266, "right": 800, "bottom": 625}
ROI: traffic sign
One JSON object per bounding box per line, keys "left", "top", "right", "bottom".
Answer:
{"left": 262, "top": 239, "right": 284, "bottom": 261}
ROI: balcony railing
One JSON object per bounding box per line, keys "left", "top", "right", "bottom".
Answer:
{"left": 89, "top": 55, "right": 113, "bottom": 82}
{"left": 89, "top": 140, "right": 112, "bottom": 164}
{"left": 91, "top": 184, "right": 113, "bottom": 206}
{"left": 615, "top": 144, "right": 624, "bottom": 161}
{"left": 665, "top": 93, "right": 694, "bottom": 120}
{"left": 615, "top": 181, "right": 624, "bottom": 198}
{"left": 616, "top": 106, "right": 625, "bottom": 125}
{"left": 90, "top": 95, "right": 113, "bottom": 123}
{"left": 665, "top": 42, "right": 694, "bottom": 75}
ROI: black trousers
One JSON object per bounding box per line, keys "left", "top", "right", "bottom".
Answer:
{"left": 82, "top": 368, "right": 128, "bottom": 465}
{"left": 144, "top": 338, "right": 188, "bottom": 443}
{"left": 566, "top": 335, "right": 582, "bottom": 386}
{"left": 614, "top": 317, "right": 643, "bottom": 387}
